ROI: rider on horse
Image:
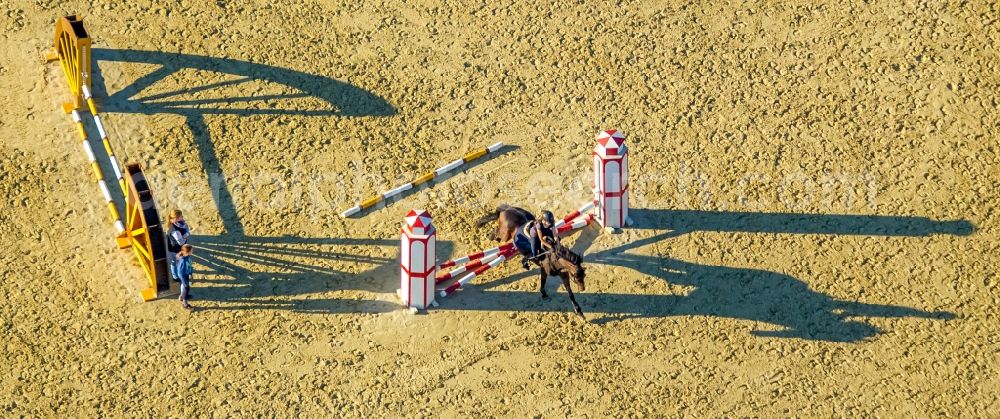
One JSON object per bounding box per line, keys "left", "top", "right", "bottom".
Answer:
{"left": 514, "top": 210, "right": 556, "bottom": 270}
{"left": 475, "top": 204, "right": 588, "bottom": 316}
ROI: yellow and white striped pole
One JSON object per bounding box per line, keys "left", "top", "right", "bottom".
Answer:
{"left": 81, "top": 85, "right": 125, "bottom": 193}
{"left": 339, "top": 142, "right": 504, "bottom": 217}
{"left": 71, "top": 109, "right": 125, "bottom": 234}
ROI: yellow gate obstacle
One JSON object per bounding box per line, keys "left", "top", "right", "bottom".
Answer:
{"left": 47, "top": 15, "right": 176, "bottom": 301}
{"left": 48, "top": 15, "right": 90, "bottom": 112}
{"left": 121, "top": 164, "right": 172, "bottom": 300}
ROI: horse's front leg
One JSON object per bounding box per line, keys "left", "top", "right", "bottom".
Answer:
{"left": 539, "top": 269, "right": 549, "bottom": 300}
{"left": 560, "top": 274, "right": 584, "bottom": 318}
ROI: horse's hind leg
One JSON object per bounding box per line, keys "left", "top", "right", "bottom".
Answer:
{"left": 560, "top": 274, "right": 584, "bottom": 318}
{"left": 495, "top": 214, "right": 511, "bottom": 242}
{"left": 500, "top": 225, "right": 515, "bottom": 243}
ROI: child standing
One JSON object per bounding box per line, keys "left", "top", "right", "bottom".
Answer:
{"left": 167, "top": 209, "right": 191, "bottom": 281}
{"left": 176, "top": 244, "right": 195, "bottom": 309}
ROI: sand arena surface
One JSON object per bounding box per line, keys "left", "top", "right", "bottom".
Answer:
{"left": 1, "top": 0, "right": 998, "bottom": 416}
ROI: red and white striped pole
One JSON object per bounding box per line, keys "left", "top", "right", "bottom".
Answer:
{"left": 399, "top": 209, "right": 436, "bottom": 309}
{"left": 553, "top": 200, "right": 596, "bottom": 229}
{"left": 438, "top": 242, "right": 516, "bottom": 270}
{"left": 435, "top": 251, "right": 503, "bottom": 284}
{"left": 556, "top": 214, "right": 594, "bottom": 235}
{"left": 439, "top": 247, "right": 517, "bottom": 297}
{"left": 593, "top": 129, "right": 630, "bottom": 229}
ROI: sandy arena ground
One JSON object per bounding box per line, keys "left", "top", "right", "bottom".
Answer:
{"left": 1, "top": 0, "right": 998, "bottom": 416}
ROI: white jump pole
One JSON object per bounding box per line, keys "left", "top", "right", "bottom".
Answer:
{"left": 553, "top": 200, "right": 597, "bottom": 229}
{"left": 556, "top": 213, "right": 594, "bottom": 235}
{"left": 435, "top": 251, "right": 504, "bottom": 284}
{"left": 439, "top": 247, "right": 517, "bottom": 297}
{"left": 437, "top": 242, "right": 516, "bottom": 270}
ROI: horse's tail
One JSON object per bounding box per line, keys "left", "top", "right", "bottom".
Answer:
{"left": 475, "top": 204, "right": 512, "bottom": 228}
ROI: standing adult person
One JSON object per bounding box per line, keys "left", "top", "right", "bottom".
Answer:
{"left": 166, "top": 209, "right": 191, "bottom": 281}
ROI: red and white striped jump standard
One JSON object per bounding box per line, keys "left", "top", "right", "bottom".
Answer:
{"left": 399, "top": 209, "right": 436, "bottom": 309}
{"left": 593, "top": 129, "right": 630, "bottom": 228}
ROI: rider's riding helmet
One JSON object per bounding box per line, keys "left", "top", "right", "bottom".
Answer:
{"left": 540, "top": 210, "right": 555, "bottom": 228}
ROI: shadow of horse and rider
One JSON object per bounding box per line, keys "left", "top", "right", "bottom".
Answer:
{"left": 91, "top": 47, "right": 975, "bottom": 342}
{"left": 454, "top": 208, "right": 971, "bottom": 342}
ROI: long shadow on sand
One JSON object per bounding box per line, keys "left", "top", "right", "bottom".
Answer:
{"left": 181, "top": 208, "right": 971, "bottom": 342}
{"left": 91, "top": 47, "right": 510, "bottom": 227}
{"left": 87, "top": 51, "right": 975, "bottom": 341}
{"left": 91, "top": 48, "right": 397, "bottom": 236}
{"left": 86, "top": 48, "right": 407, "bottom": 312}
{"left": 186, "top": 235, "right": 457, "bottom": 314}
{"left": 449, "top": 209, "right": 973, "bottom": 342}
{"left": 85, "top": 48, "right": 516, "bottom": 315}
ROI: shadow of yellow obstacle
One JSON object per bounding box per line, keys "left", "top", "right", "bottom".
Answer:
{"left": 187, "top": 235, "right": 454, "bottom": 315}
{"left": 87, "top": 48, "right": 397, "bottom": 238}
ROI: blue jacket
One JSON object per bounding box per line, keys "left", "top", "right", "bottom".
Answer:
{"left": 176, "top": 255, "right": 194, "bottom": 281}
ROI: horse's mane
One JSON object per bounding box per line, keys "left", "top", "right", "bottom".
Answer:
{"left": 550, "top": 241, "right": 582, "bottom": 266}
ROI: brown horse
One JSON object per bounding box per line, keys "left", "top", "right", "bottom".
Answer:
{"left": 475, "top": 204, "right": 534, "bottom": 242}
{"left": 536, "top": 237, "right": 587, "bottom": 317}
{"left": 477, "top": 205, "right": 588, "bottom": 317}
